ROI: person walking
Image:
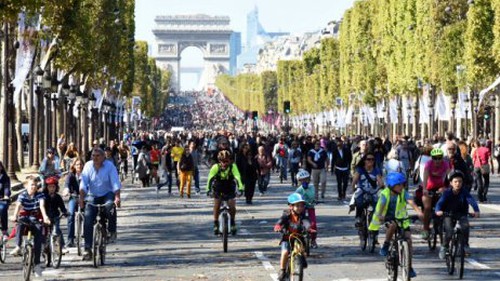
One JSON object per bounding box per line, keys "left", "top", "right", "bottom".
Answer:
{"left": 331, "top": 137, "right": 351, "bottom": 200}
{"left": 256, "top": 145, "right": 273, "bottom": 195}
{"left": 178, "top": 145, "right": 194, "bottom": 198}
{"left": 236, "top": 143, "right": 258, "bottom": 204}
{"left": 307, "top": 141, "right": 329, "bottom": 200}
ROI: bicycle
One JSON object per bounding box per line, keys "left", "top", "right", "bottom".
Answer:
{"left": 427, "top": 191, "right": 443, "bottom": 251}
{"left": 445, "top": 212, "right": 467, "bottom": 279}
{"left": 119, "top": 159, "right": 127, "bottom": 182}
{"left": 217, "top": 199, "right": 231, "bottom": 253}
{"left": 44, "top": 214, "right": 65, "bottom": 269}
{"left": 283, "top": 231, "right": 308, "bottom": 281}
{"left": 86, "top": 202, "right": 114, "bottom": 268}
{"left": 17, "top": 217, "right": 42, "bottom": 281}
{"left": 385, "top": 218, "right": 412, "bottom": 281}
{"left": 357, "top": 191, "right": 378, "bottom": 253}
{"left": 0, "top": 198, "right": 10, "bottom": 263}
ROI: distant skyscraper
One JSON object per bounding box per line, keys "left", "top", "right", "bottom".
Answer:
{"left": 230, "top": 32, "right": 241, "bottom": 75}
{"left": 237, "top": 6, "right": 289, "bottom": 72}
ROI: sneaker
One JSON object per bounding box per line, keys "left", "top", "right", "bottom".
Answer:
{"left": 66, "top": 240, "right": 75, "bottom": 248}
{"left": 311, "top": 240, "right": 318, "bottom": 249}
{"left": 464, "top": 244, "right": 471, "bottom": 256}
{"left": 34, "top": 264, "right": 43, "bottom": 277}
{"left": 213, "top": 224, "right": 220, "bottom": 235}
{"left": 409, "top": 267, "right": 417, "bottom": 278}
{"left": 420, "top": 230, "right": 429, "bottom": 240}
{"left": 10, "top": 246, "right": 21, "bottom": 256}
{"left": 109, "top": 232, "right": 117, "bottom": 243}
{"left": 82, "top": 248, "right": 92, "bottom": 261}
{"left": 259, "top": 192, "right": 264, "bottom": 197}
{"left": 354, "top": 218, "right": 362, "bottom": 228}
{"left": 348, "top": 204, "right": 355, "bottom": 214}
{"left": 439, "top": 246, "right": 448, "bottom": 260}
{"left": 380, "top": 241, "right": 390, "bottom": 256}
{"left": 62, "top": 247, "right": 69, "bottom": 254}
{"left": 278, "top": 269, "right": 286, "bottom": 281}
{"left": 230, "top": 225, "right": 237, "bottom": 235}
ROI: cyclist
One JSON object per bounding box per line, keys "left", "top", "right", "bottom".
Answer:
{"left": 9, "top": 178, "right": 51, "bottom": 277}
{"left": 294, "top": 169, "right": 318, "bottom": 248}
{"left": 43, "top": 176, "right": 69, "bottom": 253}
{"left": 435, "top": 170, "right": 480, "bottom": 259}
{"left": 350, "top": 153, "right": 384, "bottom": 228}
{"left": 421, "top": 148, "right": 450, "bottom": 240}
{"left": 206, "top": 150, "right": 244, "bottom": 235}
{"left": 63, "top": 158, "right": 84, "bottom": 247}
{"left": 79, "top": 148, "right": 121, "bottom": 260}
{"left": 0, "top": 161, "right": 11, "bottom": 240}
{"left": 273, "top": 193, "right": 308, "bottom": 281}
{"left": 117, "top": 140, "right": 130, "bottom": 177}
{"left": 369, "top": 172, "right": 423, "bottom": 278}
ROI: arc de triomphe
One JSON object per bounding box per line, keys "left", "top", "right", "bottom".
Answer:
{"left": 153, "top": 15, "right": 232, "bottom": 92}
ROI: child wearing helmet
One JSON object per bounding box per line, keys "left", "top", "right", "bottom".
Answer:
{"left": 369, "top": 172, "right": 423, "bottom": 278}
{"left": 273, "top": 193, "right": 308, "bottom": 281}
{"left": 435, "top": 170, "right": 480, "bottom": 259}
{"left": 294, "top": 169, "right": 318, "bottom": 248}
{"left": 43, "top": 176, "right": 69, "bottom": 253}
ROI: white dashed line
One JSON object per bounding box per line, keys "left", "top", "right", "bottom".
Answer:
{"left": 479, "top": 203, "right": 500, "bottom": 212}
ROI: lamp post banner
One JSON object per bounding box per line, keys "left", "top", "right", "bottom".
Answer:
{"left": 389, "top": 98, "right": 398, "bottom": 123}
{"left": 478, "top": 75, "right": 500, "bottom": 108}
{"left": 345, "top": 106, "right": 353, "bottom": 125}
{"left": 376, "top": 102, "right": 384, "bottom": 118}
{"left": 12, "top": 12, "right": 38, "bottom": 108}
{"left": 435, "top": 92, "right": 450, "bottom": 121}
{"left": 456, "top": 92, "right": 468, "bottom": 119}
{"left": 419, "top": 98, "right": 429, "bottom": 124}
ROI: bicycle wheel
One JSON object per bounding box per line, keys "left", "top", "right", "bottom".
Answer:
{"left": 400, "top": 241, "right": 411, "bottom": 281}
{"left": 222, "top": 213, "right": 228, "bottom": 253}
{"left": 51, "top": 235, "right": 62, "bottom": 269}
{"left": 290, "top": 252, "right": 304, "bottom": 281}
{"left": 447, "top": 234, "right": 456, "bottom": 275}
{"left": 428, "top": 224, "right": 437, "bottom": 250}
{"left": 44, "top": 237, "right": 52, "bottom": 267}
{"left": 0, "top": 239, "right": 6, "bottom": 263}
{"left": 304, "top": 233, "right": 310, "bottom": 257}
{"left": 93, "top": 224, "right": 101, "bottom": 268}
{"left": 367, "top": 212, "right": 376, "bottom": 253}
{"left": 23, "top": 245, "right": 33, "bottom": 281}
{"left": 76, "top": 212, "right": 83, "bottom": 256}
{"left": 456, "top": 232, "right": 465, "bottom": 279}
{"left": 359, "top": 212, "right": 367, "bottom": 251}
{"left": 100, "top": 228, "right": 107, "bottom": 265}
{"left": 386, "top": 243, "right": 398, "bottom": 281}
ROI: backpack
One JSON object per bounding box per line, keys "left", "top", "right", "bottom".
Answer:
{"left": 179, "top": 154, "right": 194, "bottom": 171}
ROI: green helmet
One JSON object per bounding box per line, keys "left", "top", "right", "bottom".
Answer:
{"left": 430, "top": 148, "right": 444, "bottom": 157}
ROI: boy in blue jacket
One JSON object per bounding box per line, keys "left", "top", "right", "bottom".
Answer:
{"left": 436, "top": 170, "right": 480, "bottom": 259}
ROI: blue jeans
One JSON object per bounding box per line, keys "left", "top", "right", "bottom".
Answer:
{"left": 51, "top": 216, "right": 65, "bottom": 246}
{"left": 84, "top": 192, "right": 116, "bottom": 249}
{"left": 258, "top": 173, "right": 270, "bottom": 193}
{"left": 67, "top": 197, "right": 78, "bottom": 242}
{"left": 0, "top": 201, "right": 8, "bottom": 232}
{"left": 193, "top": 167, "right": 200, "bottom": 192}
{"left": 157, "top": 171, "right": 172, "bottom": 193}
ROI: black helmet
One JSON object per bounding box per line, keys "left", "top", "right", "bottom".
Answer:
{"left": 447, "top": 170, "right": 464, "bottom": 182}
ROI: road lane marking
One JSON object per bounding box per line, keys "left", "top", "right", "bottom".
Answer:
{"left": 479, "top": 203, "right": 500, "bottom": 212}
{"left": 466, "top": 258, "right": 490, "bottom": 269}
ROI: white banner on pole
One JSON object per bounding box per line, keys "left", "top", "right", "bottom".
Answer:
{"left": 389, "top": 98, "right": 398, "bottom": 123}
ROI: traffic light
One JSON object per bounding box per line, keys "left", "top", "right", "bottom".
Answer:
{"left": 284, "top": 100, "right": 291, "bottom": 113}
{"left": 252, "top": 110, "right": 258, "bottom": 120}
{"left": 484, "top": 106, "right": 491, "bottom": 120}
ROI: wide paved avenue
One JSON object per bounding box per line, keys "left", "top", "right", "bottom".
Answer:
{"left": 3, "top": 166, "right": 500, "bottom": 281}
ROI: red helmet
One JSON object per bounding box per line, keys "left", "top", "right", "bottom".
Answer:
{"left": 45, "top": 176, "right": 59, "bottom": 186}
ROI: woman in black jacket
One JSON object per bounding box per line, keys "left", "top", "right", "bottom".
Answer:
{"left": 63, "top": 158, "right": 84, "bottom": 247}
{"left": 0, "top": 161, "right": 11, "bottom": 238}
{"left": 236, "top": 143, "right": 258, "bottom": 204}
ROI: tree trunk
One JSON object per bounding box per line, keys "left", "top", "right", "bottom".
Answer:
{"left": 16, "top": 84, "right": 23, "bottom": 169}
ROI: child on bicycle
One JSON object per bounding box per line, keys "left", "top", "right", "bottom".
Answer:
{"left": 435, "top": 170, "right": 480, "bottom": 259}
{"left": 44, "top": 176, "right": 69, "bottom": 253}
{"left": 294, "top": 169, "right": 318, "bottom": 248}
{"left": 273, "top": 193, "right": 309, "bottom": 281}
{"left": 9, "top": 178, "right": 51, "bottom": 277}
{"left": 369, "top": 172, "right": 423, "bottom": 278}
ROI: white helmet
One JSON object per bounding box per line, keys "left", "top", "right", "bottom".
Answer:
{"left": 296, "top": 169, "right": 310, "bottom": 181}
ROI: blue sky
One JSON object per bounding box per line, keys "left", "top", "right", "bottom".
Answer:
{"left": 135, "top": 0, "right": 355, "bottom": 89}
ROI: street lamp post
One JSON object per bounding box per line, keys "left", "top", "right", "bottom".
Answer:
{"left": 381, "top": 102, "right": 387, "bottom": 138}
{"left": 89, "top": 92, "right": 96, "bottom": 145}
{"left": 6, "top": 84, "right": 18, "bottom": 181}
{"left": 51, "top": 92, "right": 58, "bottom": 148}
{"left": 81, "top": 92, "right": 89, "bottom": 157}
{"left": 428, "top": 86, "right": 434, "bottom": 138}
{"left": 75, "top": 89, "right": 83, "bottom": 151}
{"left": 32, "top": 66, "right": 44, "bottom": 168}
{"left": 473, "top": 92, "right": 479, "bottom": 138}
{"left": 407, "top": 103, "right": 412, "bottom": 137}
{"left": 450, "top": 94, "right": 457, "bottom": 134}
{"left": 464, "top": 94, "right": 470, "bottom": 140}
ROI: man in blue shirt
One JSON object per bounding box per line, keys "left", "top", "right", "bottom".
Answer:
{"left": 79, "top": 148, "right": 121, "bottom": 260}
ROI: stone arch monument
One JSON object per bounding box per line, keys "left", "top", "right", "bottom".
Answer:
{"left": 153, "top": 15, "right": 232, "bottom": 92}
